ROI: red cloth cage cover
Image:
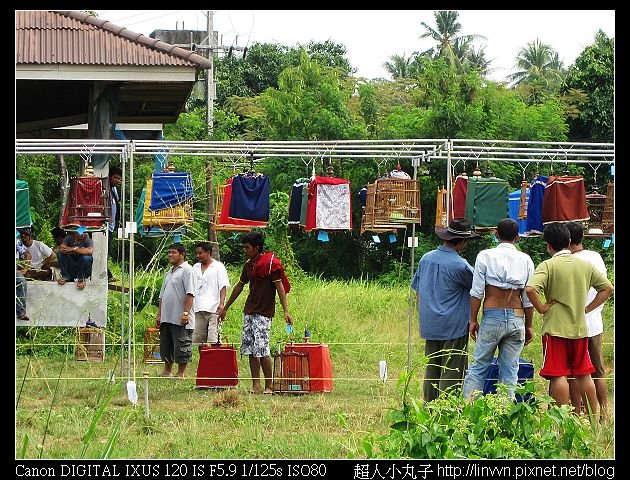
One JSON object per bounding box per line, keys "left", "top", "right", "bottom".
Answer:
{"left": 61, "top": 176, "right": 110, "bottom": 229}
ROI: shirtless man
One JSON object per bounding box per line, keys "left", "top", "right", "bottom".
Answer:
{"left": 462, "top": 218, "right": 535, "bottom": 401}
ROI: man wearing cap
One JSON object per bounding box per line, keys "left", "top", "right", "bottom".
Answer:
{"left": 411, "top": 217, "right": 480, "bottom": 401}
{"left": 57, "top": 227, "right": 94, "bottom": 290}
{"left": 462, "top": 218, "right": 535, "bottom": 401}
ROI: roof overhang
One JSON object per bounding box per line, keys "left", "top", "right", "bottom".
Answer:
{"left": 16, "top": 65, "right": 199, "bottom": 135}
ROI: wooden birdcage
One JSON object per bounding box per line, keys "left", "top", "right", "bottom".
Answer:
{"left": 435, "top": 186, "right": 448, "bottom": 227}
{"left": 143, "top": 327, "right": 162, "bottom": 364}
{"left": 361, "top": 179, "right": 420, "bottom": 233}
{"left": 272, "top": 350, "right": 310, "bottom": 394}
{"left": 361, "top": 183, "right": 400, "bottom": 234}
{"left": 62, "top": 175, "right": 111, "bottom": 229}
{"left": 76, "top": 327, "right": 105, "bottom": 362}
{"left": 214, "top": 183, "right": 255, "bottom": 232}
{"left": 142, "top": 178, "right": 193, "bottom": 228}
{"left": 602, "top": 180, "right": 614, "bottom": 234}
{"left": 374, "top": 178, "right": 421, "bottom": 224}
{"left": 585, "top": 189, "right": 607, "bottom": 233}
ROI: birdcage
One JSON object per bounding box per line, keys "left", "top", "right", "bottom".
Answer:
{"left": 214, "top": 183, "right": 257, "bottom": 232}
{"left": 585, "top": 189, "right": 607, "bottom": 233}
{"left": 142, "top": 178, "right": 193, "bottom": 228}
{"left": 435, "top": 186, "right": 448, "bottom": 228}
{"left": 61, "top": 175, "right": 111, "bottom": 229}
{"left": 76, "top": 327, "right": 105, "bottom": 362}
{"left": 361, "top": 179, "right": 420, "bottom": 233}
{"left": 272, "top": 350, "right": 310, "bottom": 395}
{"left": 143, "top": 327, "right": 162, "bottom": 364}
{"left": 375, "top": 178, "right": 421, "bottom": 224}
{"left": 602, "top": 180, "right": 614, "bottom": 234}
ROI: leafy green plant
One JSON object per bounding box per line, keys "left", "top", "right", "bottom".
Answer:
{"left": 361, "top": 371, "right": 593, "bottom": 459}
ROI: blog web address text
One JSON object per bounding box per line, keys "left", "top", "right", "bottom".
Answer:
{"left": 352, "top": 462, "right": 615, "bottom": 480}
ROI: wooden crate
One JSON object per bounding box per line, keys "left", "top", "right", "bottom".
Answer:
{"left": 76, "top": 327, "right": 105, "bottom": 362}
{"left": 144, "top": 327, "right": 163, "bottom": 364}
{"left": 142, "top": 178, "right": 193, "bottom": 228}
{"left": 272, "top": 351, "right": 310, "bottom": 395}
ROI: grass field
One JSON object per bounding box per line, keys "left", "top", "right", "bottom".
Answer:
{"left": 15, "top": 273, "right": 615, "bottom": 459}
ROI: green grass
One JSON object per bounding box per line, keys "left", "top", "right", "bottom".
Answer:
{"left": 15, "top": 272, "right": 614, "bottom": 459}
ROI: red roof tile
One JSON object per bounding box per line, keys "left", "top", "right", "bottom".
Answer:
{"left": 16, "top": 10, "right": 212, "bottom": 68}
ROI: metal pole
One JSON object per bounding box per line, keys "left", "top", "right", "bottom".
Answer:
{"left": 119, "top": 149, "right": 127, "bottom": 378}
{"left": 127, "top": 145, "right": 135, "bottom": 381}
{"left": 206, "top": 10, "right": 214, "bottom": 135}
{"left": 407, "top": 153, "right": 422, "bottom": 374}
{"left": 143, "top": 371, "right": 150, "bottom": 419}
{"left": 446, "top": 139, "right": 452, "bottom": 222}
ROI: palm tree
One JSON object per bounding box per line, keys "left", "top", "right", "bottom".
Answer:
{"left": 463, "top": 45, "right": 494, "bottom": 76}
{"left": 419, "top": 10, "right": 486, "bottom": 72}
{"left": 383, "top": 53, "right": 413, "bottom": 79}
{"left": 507, "top": 39, "right": 565, "bottom": 89}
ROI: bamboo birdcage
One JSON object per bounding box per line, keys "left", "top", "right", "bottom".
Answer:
{"left": 272, "top": 350, "right": 310, "bottom": 394}
{"left": 76, "top": 327, "right": 105, "bottom": 362}
{"left": 143, "top": 327, "right": 162, "bottom": 363}
{"left": 585, "top": 189, "right": 607, "bottom": 233}
{"left": 602, "top": 180, "right": 614, "bottom": 234}
{"left": 435, "top": 185, "right": 448, "bottom": 228}
{"left": 142, "top": 177, "right": 193, "bottom": 228}
{"left": 361, "top": 183, "right": 400, "bottom": 234}
{"left": 361, "top": 178, "right": 421, "bottom": 233}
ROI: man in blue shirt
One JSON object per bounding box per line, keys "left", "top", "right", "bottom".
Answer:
{"left": 411, "top": 218, "right": 480, "bottom": 401}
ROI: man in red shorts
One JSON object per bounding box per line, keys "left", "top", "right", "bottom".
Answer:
{"left": 525, "top": 223, "right": 613, "bottom": 421}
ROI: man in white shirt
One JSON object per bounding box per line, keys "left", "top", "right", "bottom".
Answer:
{"left": 192, "top": 241, "right": 230, "bottom": 347}
{"left": 19, "top": 228, "right": 57, "bottom": 280}
{"left": 566, "top": 221, "right": 609, "bottom": 419}
{"left": 462, "top": 218, "right": 535, "bottom": 401}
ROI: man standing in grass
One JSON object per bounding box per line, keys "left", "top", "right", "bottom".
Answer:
{"left": 156, "top": 243, "right": 196, "bottom": 378}
{"left": 411, "top": 218, "right": 480, "bottom": 402}
{"left": 462, "top": 218, "right": 535, "bottom": 401}
{"left": 525, "top": 223, "right": 613, "bottom": 421}
{"left": 565, "top": 221, "right": 610, "bottom": 419}
{"left": 192, "top": 241, "right": 230, "bottom": 347}
{"left": 219, "top": 231, "right": 293, "bottom": 394}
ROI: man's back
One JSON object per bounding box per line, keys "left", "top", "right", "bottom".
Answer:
{"left": 412, "top": 246, "right": 473, "bottom": 341}
{"left": 471, "top": 243, "right": 534, "bottom": 308}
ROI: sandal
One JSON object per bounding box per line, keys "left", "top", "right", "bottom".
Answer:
{"left": 77, "top": 280, "right": 86, "bottom": 290}
{"left": 57, "top": 278, "right": 68, "bottom": 285}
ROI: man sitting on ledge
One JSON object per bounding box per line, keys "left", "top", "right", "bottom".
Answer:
{"left": 57, "top": 226, "right": 93, "bottom": 290}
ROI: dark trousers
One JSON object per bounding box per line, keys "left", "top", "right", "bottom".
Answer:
{"left": 423, "top": 334, "right": 469, "bottom": 402}
{"left": 58, "top": 253, "right": 93, "bottom": 281}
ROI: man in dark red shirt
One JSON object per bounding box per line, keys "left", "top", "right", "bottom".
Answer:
{"left": 219, "top": 231, "right": 293, "bottom": 394}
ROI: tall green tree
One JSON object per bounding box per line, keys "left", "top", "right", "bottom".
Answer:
{"left": 562, "top": 30, "right": 614, "bottom": 142}
{"left": 419, "top": 10, "right": 486, "bottom": 73}
{"left": 508, "top": 39, "right": 565, "bottom": 102}
{"left": 383, "top": 53, "right": 414, "bottom": 79}
{"left": 256, "top": 50, "right": 366, "bottom": 141}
